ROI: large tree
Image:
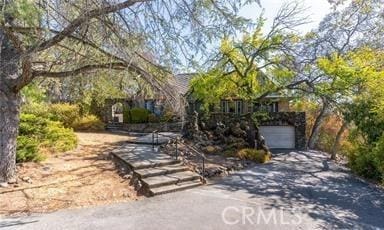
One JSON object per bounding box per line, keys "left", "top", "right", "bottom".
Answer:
{"left": 191, "top": 2, "right": 310, "bottom": 152}
{"left": 291, "top": 0, "right": 384, "bottom": 149}
{"left": 0, "top": 0, "right": 260, "bottom": 183}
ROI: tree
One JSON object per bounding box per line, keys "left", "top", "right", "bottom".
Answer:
{"left": 0, "top": 0, "right": 261, "bottom": 183}
{"left": 191, "top": 2, "right": 310, "bottom": 152}
{"left": 292, "top": 0, "right": 384, "bottom": 149}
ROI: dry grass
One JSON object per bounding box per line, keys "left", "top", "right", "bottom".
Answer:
{"left": 0, "top": 132, "right": 139, "bottom": 217}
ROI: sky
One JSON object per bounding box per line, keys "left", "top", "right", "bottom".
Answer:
{"left": 240, "top": 0, "right": 333, "bottom": 34}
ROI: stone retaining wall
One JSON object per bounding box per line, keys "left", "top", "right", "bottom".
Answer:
{"left": 119, "top": 122, "right": 183, "bottom": 133}
{"left": 206, "top": 112, "right": 306, "bottom": 150}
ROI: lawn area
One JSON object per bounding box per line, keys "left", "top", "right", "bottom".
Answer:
{"left": 0, "top": 132, "right": 138, "bottom": 217}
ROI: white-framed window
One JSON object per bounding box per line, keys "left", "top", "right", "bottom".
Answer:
{"left": 253, "top": 102, "right": 279, "bottom": 112}
{"left": 220, "top": 100, "right": 229, "bottom": 113}
{"left": 235, "top": 100, "right": 243, "bottom": 115}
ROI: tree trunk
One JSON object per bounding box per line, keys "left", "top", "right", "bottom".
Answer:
{"left": 0, "top": 29, "right": 22, "bottom": 183}
{"left": 307, "top": 98, "right": 330, "bottom": 149}
{"left": 0, "top": 90, "right": 21, "bottom": 182}
{"left": 330, "top": 121, "right": 348, "bottom": 160}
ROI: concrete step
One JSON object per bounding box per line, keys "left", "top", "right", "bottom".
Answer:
{"left": 135, "top": 164, "right": 189, "bottom": 178}
{"left": 142, "top": 171, "right": 201, "bottom": 189}
{"left": 150, "top": 179, "right": 202, "bottom": 196}
{"left": 132, "top": 159, "right": 181, "bottom": 170}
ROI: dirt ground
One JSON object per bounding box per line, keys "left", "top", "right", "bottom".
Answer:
{"left": 0, "top": 132, "right": 139, "bottom": 217}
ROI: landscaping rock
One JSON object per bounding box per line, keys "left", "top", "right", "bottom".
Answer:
{"left": 0, "top": 182, "right": 9, "bottom": 188}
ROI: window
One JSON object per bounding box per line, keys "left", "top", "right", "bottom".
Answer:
{"left": 144, "top": 100, "right": 154, "bottom": 112}
{"left": 235, "top": 100, "right": 243, "bottom": 115}
{"left": 253, "top": 102, "right": 278, "bottom": 112}
{"left": 220, "top": 100, "right": 229, "bottom": 113}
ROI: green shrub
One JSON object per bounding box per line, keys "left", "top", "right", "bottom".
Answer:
{"left": 44, "top": 121, "right": 78, "bottom": 152}
{"left": 21, "top": 102, "right": 51, "bottom": 118}
{"left": 49, "top": 103, "right": 80, "bottom": 127}
{"left": 17, "top": 113, "right": 78, "bottom": 162}
{"left": 123, "top": 106, "right": 130, "bottom": 123}
{"left": 347, "top": 134, "right": 384, "bottom": 183}
{"left": 123, "top": 107, "right": 150, "bottom": 123}
{"left": 72, "top": 115, "right": 105, "bottom": 131}
{"left": 16, "top": 136, "right": 44, "bottom": 162}
{"left": 237, "top": 148, "right": 271, "bottom": 163}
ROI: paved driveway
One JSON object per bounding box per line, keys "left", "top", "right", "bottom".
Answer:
{"left": 1, "top": 150, "right": 384, "bottom": 230}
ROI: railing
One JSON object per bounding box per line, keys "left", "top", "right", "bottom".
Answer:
{"left": 152, "top": 130, "right": 206, "bottom": 182}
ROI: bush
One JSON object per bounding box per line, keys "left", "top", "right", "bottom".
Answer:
{"left": 347, "top": 135, "right": 384, "bottom": 183}
{"left": 49, "top": 103, "right": 80, "bottom": 127}
{"left": 72, "top": 115, "right": 105, "bottom": 131}
{"left": 17, "top": 113, "right": 78, "bottom": 162}
{"left": 44, "top": 121, "right": 78, "bottom": 152}
{"left": 237, "top": 148, "right": 271, "bottom": 163}
{"left": 22, "top": 102, "right": 51, "bottom": 118}
{"left": 123, "top": 107, "right": 150, "bottom": 123}
{"left": 16, "top": 136, "right": 43, "bottom": 162}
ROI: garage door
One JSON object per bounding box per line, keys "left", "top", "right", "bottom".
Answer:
{"left": 259, "top": 126, "right": 295, "bottom": 149}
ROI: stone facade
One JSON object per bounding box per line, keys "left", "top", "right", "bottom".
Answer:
{"left": 193, "top": 112, "right": 306, "bottom": 150}
{"left": 259, "top": 112, "right": 306, "bottom": 150}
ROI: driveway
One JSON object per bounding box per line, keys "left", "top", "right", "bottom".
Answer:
{"left": 1, "top": 150, "right": 384, "bottom": 230}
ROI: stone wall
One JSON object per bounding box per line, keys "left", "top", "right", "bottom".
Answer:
{"left": 201, "top": 112, "right": 306, "bottom": 150}
{"left": 119, "top": 122, "right": 183, "bottom": 133}
{"left": 259, "top": 112, "right": 306, "bottom": 150}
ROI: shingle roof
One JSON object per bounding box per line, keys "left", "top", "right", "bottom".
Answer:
{"left": 173, "top": 73, "right": 196, "bottom": 96}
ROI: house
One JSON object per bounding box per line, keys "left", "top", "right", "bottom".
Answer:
{"left": 183, "top": 74, "right": 306, "bottom": 150}
{"left": 103, "top": 73, "right": 306, "bottom": 150}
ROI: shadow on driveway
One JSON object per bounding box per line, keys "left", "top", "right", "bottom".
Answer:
{"left": 211, "top": 150, "right": 384, "bottom": 229}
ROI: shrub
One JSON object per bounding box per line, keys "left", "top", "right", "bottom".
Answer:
{"left": 123, "top": 106, "right": 130, "bottom": 123}
{"left": 237, "top": 148, "right": 271, "bottom": 163}
{"left": 49, "top": 103, "right": 80, "bottom": 127}
{"left": 346, "top": 132, "right": 384, "bottom": 183}
{"left": 72, "top": 115, "right": 105, "bottom": 131}
{"left": 44, "top": 121, "right": 78, "bottom": 152}
{"left": 16, "top": 136, "right": 43, "bottom": 162}
{"left": 17, "top": 113, "right": 78, "bottom": 162}
{"left": 123, "top": 108, "right": 150, "bottom": 123}
{"left": 21, "top": 102, "right": 51, "bottom": 118}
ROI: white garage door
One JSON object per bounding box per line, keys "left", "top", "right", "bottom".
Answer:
{"left": 259, "top": 126, "right": 295, "bottom": 149}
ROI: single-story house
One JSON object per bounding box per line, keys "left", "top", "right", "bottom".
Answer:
{"left": 103, "top": 73, "right": 306, "bottom": 150}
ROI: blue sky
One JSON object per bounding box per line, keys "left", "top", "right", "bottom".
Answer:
{"left": 240, "top": 0, "right": 333, "bottom": 34}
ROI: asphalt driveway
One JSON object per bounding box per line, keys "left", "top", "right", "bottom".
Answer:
{"left": 1, "top": 150, "right": 384, "bottom": 230}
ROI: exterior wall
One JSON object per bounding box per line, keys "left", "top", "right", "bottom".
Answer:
{"left": 103, "top": 99, "right": 132, "bottom": 123}
{"left": 278, "top": 100, "right": 290, "bottom": 112}
{"left": 206, "top": 112, "right": 306, "bottom": 150}
{"left": 260, "top": 112, "right": 306, "bottom": 150}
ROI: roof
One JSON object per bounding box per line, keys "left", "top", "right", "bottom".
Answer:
{"left": 173, "top": 73, "right": 196, "bottom": 96}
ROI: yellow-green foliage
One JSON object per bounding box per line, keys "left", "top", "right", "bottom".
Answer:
{"left": 237, "top": 148, "right": 271, "bottom": 163}
{"left": 49, "top": 103, "right": 81, "bottom": 127}
{"left": 161, "top": 110, "right": 174, "bottom": 122}
{"left": 17, "top": 114, "right": 78, "bottom": 162}
{"left": 72, "top": 115, "right": 105, "bottom": 131}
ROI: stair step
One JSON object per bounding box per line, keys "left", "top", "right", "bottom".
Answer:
{"left": 142, "top": 171, "right": 201, "bottom": 188}
{"left": 135, "top": 164, "right": 189, "bottom": 178}
{"left": 132, "top": 159, "right": 181, "bottom": 170}
{"left": 150, "top": 179, "right": 202, "bottom": 196}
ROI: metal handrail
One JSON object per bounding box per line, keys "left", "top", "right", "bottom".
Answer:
{"left": 152, "top": 130, "right": 206, "bottom": 182}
